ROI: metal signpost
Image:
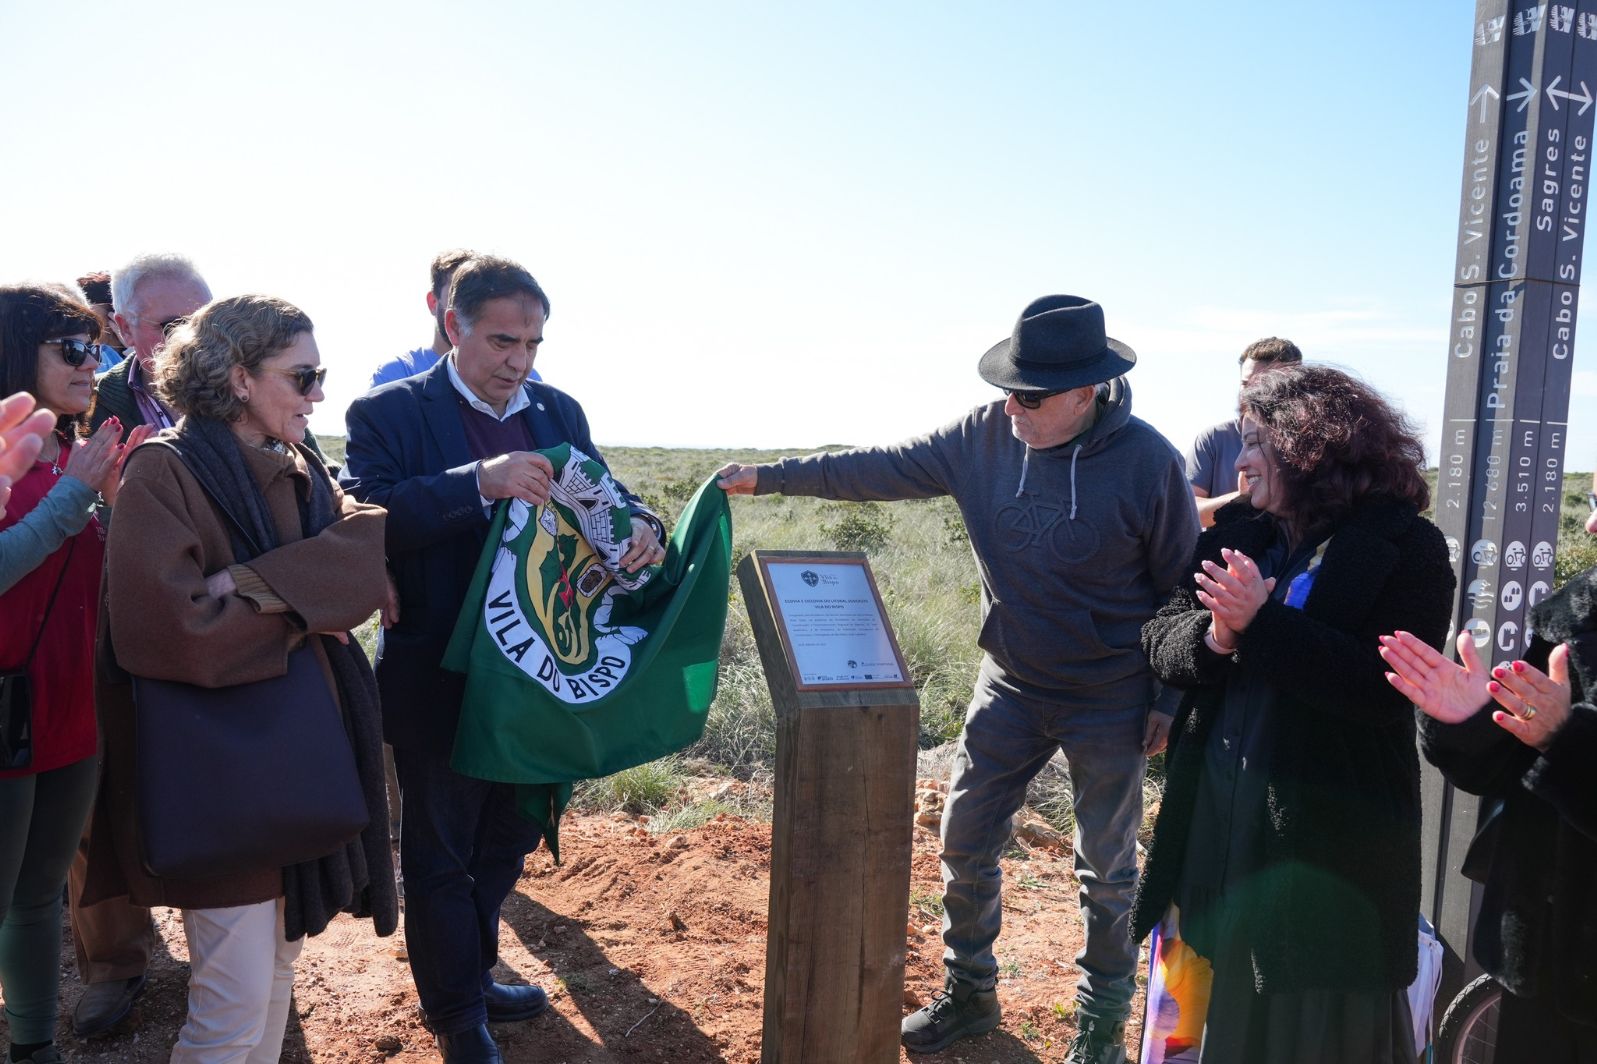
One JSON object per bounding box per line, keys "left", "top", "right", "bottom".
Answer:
{"left": 1427, "top": 0, "right": 1597, "bottom": 1004}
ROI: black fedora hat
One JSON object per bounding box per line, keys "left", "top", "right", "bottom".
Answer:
{"left": 977, "top": 295, "right": 1137, "bottom": 392}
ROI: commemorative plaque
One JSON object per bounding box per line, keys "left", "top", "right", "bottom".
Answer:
{"left": 758, "top": 556, "right": 913, "bottom": 690}
{"left": 738, "top": 550, "right": 919, "bottom": 1064}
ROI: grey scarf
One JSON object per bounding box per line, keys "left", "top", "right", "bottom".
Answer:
{"left": 166, "top": 416, "right": 397, "bottom": 940}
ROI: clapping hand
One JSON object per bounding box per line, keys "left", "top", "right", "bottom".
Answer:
{"left": 1484, "top": 645, "right": 1573, "bottom": 751}
{"left": 1194, "top": 547, "right": 1276, "bottom": 646}
{"left": 0, "top": 392, "right": 57, "bottom": 510}
{"left": 1379, "top": 631, "right": 1489, "bottom": 724}
{"left": 1381, "top": 631, "right": 1573, "bottom": 751}
{"left": 62, "top": 418, "right": 152, "bottom": 507}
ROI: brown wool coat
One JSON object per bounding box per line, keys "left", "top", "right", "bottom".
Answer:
{"left": 85, "top": 440, "right": 386, "bottom": 911}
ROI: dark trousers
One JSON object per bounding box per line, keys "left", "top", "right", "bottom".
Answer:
{"left": 1497, "top": 983, "right": 1597, "bottom": 1064}
{"left": 393, "top": 745, "right": 543, "bottom": 1034}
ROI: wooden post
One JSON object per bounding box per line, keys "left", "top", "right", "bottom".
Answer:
{"left": 739, "top": 550, "right": 921, "bottom": 1064}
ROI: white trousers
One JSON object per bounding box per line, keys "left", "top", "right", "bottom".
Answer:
{"left": 170, "top": 898, "right": 303, "bottom": 1064}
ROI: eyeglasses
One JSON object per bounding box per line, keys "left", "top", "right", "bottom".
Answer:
{"left": 262, "top": 365, "right": 327, "bottom": 397}
{"left": 1005, "top": 388, "right": 1063, "bottom": 409}
{"left": 43, "top": 338, "right": 97, "bottom": 369}
{"left": 127, "top": 312, "right": 189, "bottom": 337}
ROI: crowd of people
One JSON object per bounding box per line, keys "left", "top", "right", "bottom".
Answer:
{"left": 0, "top": 257, "right": 1590, "bottom": 1064}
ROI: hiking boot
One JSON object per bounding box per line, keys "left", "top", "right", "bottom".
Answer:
{"left": 1064, "top": 1012, "right": 1128, "bottom": 1064}
{"left": 900, "top": 976, "right": 1001, "bottom": 1054}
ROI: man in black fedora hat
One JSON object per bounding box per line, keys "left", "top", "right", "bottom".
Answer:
{"left": 717, "top": 295, "right": 1197, "bottom": 1062}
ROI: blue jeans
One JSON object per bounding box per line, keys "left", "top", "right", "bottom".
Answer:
{"left": 939, "top": 668, "right": 1147, "bottom": 1021}
{"left": 393, "top": 745, "right": 543, "bottom": 1034}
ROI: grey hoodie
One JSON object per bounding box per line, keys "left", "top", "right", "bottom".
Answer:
{"left": 755, "top": 378, "right": 1198, "bottom": 712}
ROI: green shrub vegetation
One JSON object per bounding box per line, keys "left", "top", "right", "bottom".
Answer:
{"left": 323, "top": 436, "right": 1597, "bottom": 834}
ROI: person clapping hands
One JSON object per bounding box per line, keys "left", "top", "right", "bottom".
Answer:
{"left": 1381, "top": 569, "right": 1597, "bottom": 1058}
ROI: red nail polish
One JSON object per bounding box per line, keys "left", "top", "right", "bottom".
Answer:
{"left": 1487, "top": 681, "right": 1501, "bottom": 693}
{"left": 1512, "top": 661, "right": 1526, "bottom": 673}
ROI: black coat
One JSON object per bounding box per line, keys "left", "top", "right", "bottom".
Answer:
{"left": 1132, "top": 496, "right": 1455, "bottom": 991}
{"left": 1419, "top": 567, "right": 1597, "bottom": 1027}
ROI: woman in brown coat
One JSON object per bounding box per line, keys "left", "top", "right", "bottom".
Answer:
{"left": 87, "top": 295, "right": 395, "bottom": 1063}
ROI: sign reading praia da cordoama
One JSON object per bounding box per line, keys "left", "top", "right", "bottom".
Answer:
{"left": 443, "top": 445, "right": 733, "bottom": 853}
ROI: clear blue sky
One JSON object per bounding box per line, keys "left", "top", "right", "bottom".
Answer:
{"left": 3, "top": 1, "right": 1586, "bottom": 467}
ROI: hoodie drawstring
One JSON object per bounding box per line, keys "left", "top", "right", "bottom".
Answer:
{"left": 1015, "top": 442, "right": 1082, "bottom": 519}
{"left": 1068, "top": 443, "right": 1081, "bottom": 520}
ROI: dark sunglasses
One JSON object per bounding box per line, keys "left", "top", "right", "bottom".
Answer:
{"left": 44, "top": 338, "right": 97, "bottom": 368}
{"left": 1005, "top": 388, "right": 1063, "bottom": 410}
{"left": 263, "top": 365, "right": 328, "bottom": 397}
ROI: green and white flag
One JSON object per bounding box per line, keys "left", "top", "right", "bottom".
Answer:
{"left": 443, "top": 444, "right": 732, "bottom": 857}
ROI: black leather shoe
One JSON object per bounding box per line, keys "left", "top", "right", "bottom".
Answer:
{"left": 436, "top": 1023, "right": 503, "bottom": 1063}
{"left": 72, "top": 973, "right": 148, "bottom": 1037}
{"left": 483, "top": 980, "right": 550, "bottom": 1022}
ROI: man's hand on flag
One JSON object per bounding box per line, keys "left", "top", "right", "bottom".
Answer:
{"left": 620, "top": 517, "right": 665, "bottom": 572}
{"left": 715, "top": 463, "right": 757, "bottom": 495}
{"left": 479, "top": 450, "right": 555, "bottom": 505}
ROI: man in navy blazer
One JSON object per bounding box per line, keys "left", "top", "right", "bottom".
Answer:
{"left": 340, "top": 255, "right": 663, "bottom": 1063}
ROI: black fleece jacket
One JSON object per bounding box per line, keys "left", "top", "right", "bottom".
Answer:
{"left": 1419, "top": 567, "right": 1597, "bottom": 1027}
{"left": 1132, "top": 496, "right": 1454, "bottom": 992}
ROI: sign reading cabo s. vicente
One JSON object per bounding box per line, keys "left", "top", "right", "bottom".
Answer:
{"left": 761, "top": 558, "right": 912, "bottom": 689}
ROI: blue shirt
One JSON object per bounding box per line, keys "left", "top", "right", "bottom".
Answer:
{"left": 93, "top": 344, "right": 124, "bottom": 377}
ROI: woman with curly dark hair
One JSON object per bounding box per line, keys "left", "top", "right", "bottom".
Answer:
{"left": 1131, "top": 363, "right": 1455, "bottom": 1063}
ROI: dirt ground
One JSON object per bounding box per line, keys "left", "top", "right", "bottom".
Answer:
{"left": 33, "top": 809, "right": 1145, "bottom": 1063}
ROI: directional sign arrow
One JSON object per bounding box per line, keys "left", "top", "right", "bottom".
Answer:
{"left": 1549, "top": 77, "right": 1594, "bottom": 115}
{"left": 1507, "top": 77, "right": 1537, "bottom": 112}
{"left": 1471, "top": 84, "right": 1501, "bottom": 122}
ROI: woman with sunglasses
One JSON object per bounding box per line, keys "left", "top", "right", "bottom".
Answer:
{"left": 1133, "top": 364, "right": 1453, "bottom": 1063}
{"left": 0, "top": 284, "right": 149, "bottom": 1064}
{"left": 83, "top": 295, "right": 394, "bottom": 1062}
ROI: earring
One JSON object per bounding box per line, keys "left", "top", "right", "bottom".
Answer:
{"left": 237, "top": 393, "right": 249, "bottom": 403}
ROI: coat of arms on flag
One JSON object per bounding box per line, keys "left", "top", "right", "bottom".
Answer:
{"left": 443, "top": 444, "right": 733, "bottom": 855}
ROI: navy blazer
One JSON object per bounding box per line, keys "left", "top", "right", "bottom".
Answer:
{"left": 339, "top": 359, "right": 650, "bottom": 749}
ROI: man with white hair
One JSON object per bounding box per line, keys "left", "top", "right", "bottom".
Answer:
{"left": 90, "top": 253, "right": 213, "bottom": 440}
{"left": 91, "top": 256, "right": 325, "bottom": 462}
{"left": 63, "top": 254, "right": 215, "bottom": 1037}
